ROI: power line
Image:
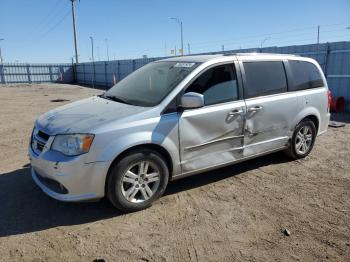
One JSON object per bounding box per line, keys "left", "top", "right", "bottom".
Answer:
{"left": 190, "top": 27, "right": 350, "bottom": 50}
{"left": 40, "top": 10, "right": 71, "bottom": 38}
{"left": 28, "top": 1, "right": 69, "bottom": 38}
{"left": 189, "top": 22, "right": 350, "bottom": 48}
{"left": 189, "top": 31, "right": 350, "bottom": 54}
{"left": 37, "top": 0, "right": 65, "bottom": 27}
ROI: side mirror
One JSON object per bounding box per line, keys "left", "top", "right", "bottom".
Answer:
{"left": 180, "top": 92, "right": 204, "bottom": 109}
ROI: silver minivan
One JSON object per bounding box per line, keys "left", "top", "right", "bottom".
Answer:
{"left": 29, "top": 54, "right": 331, "bottom": 212}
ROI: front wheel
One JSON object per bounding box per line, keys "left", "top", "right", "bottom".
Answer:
{"left": 107, "top": 149, "right": 169, "bottom": 212}
{"left": 285, "top": 119, "right": 317, "bottom": 159}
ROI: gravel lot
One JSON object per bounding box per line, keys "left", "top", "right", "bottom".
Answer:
{"left": 0, "top": 84, "right": 349, "bottom": 262}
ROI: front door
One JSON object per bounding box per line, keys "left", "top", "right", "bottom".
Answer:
{"left": 179, "top": 63, "right": 246, "bottom": 174}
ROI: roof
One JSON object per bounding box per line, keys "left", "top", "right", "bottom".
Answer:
{"left": 158, "top": 53, "right": 301, "bottom": 63}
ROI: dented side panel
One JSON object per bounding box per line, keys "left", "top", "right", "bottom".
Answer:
{"left": 243, "top": 93, "right": 299, "bottom": 156}
{"left": 179, "top": 101, "right": 246, "bottom": 173}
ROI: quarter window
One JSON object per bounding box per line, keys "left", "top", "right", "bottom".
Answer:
{"left": 186, "top": 64, "right": 238, "bottom": 106}
{"left": 289, "top": 60, "right": 324, "bottom": 91}
{"left": 243, "top": 61, "right": 287, "bottom": 99}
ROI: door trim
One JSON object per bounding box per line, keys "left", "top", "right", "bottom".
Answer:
{"left": 184, "top": 134, "right": 244, "bottom": 151}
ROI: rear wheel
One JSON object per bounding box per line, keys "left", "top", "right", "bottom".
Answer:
{"left": 285, "top": 119, "right": 316, "bottom": 159}
{"left": 107, "top": 149, "right": 169, "bottom": 212}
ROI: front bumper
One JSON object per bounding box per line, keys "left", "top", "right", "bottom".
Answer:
{"left": 29, "top": 144, "right": 110, "bottom": 202}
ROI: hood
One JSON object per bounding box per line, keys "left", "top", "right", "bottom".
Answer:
{"left": 36, "top": 96, "right": 151, "bottom": 134}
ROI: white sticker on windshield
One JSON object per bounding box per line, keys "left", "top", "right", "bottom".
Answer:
{"left": 174, "top": 62, "right": 196, "bottom": 68}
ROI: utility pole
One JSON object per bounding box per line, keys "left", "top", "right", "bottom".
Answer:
{"left": 70, "top": 0, "right": 79, "bottom": 63}
{"left": 222, "top": 45, "right": 225, "bottom": 52}
{"left": 105, "top": 38, "right": 110, "bottom": 61}
{"left": 187, "top": 43, "right": 191, "bottom": 55}
{"left": 89, "top": 36, "right": 95, "bottom": 88}
{"left": 0, "top": 38, "right": 4, "bottom": 64}
{"left": 170, "top": 18, "right": 184, "bottom": 56}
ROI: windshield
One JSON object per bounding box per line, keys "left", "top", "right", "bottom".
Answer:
{"left": 105, "top": 61, "right": 200, "bottom": 107}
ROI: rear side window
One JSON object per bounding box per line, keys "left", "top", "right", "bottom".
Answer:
{"left": 243, "top": 61, "right": 287, "bottom": 99}
{"left": 186, "top": 64, "right": 238, "bottom": 106}
{"left": 289, "top": 60, "right": 324, "bottom": 91}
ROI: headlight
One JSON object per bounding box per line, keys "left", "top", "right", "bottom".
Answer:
{"left": 51, "top": 134, "right": 94, "bottom": 156}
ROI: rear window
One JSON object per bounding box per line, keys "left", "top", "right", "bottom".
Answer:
{"left": 289, "top": 60, "right": 324, "bottom": 91}
{"left": 243, "top": 61, "right": 287, "bottom": 99}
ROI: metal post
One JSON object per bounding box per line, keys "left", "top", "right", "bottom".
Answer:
{"left": 26, "top": 64, "right": 32, "bottom": 83}
{"left": 114, "top": 61, "right": 117, "bottom": 84}
{"left": 0, "top": 38, "right": 4, "bottom": 63}
{"left": 0, "top": 64, "right": 5, "bottom": 84}
{"left": 71, "top": 57, "right": 76, "bottom": 82}
{"left": 70, "top": 0, "right": 79, "bottom": 63}
{"left": 97, "top": 46, "right": 101, "bottom": 61}
{"left": 117, "top": 60, "right": 120, "bottom": 81}
{"left": 187, "top": 43, "right": 191, "bottom": 55}
{"left": 222, "top": 45, "right": 225, "bottom": 52}
{"left": 104, "top": 61, "right": 108, "bottom": 88}
{"left": 49, "top": 65, "right": 53, "bottom": 82}
{"left": 317, "top": 25, "right": 320, "bottom": 45}
{"left": 89, "top": 36, "right": 95, "bottom": 88}
{"left": 105, "top": 38, "right": 110, "bottom": 61}
{"left": 180, "top": 21, "right": 183, "bottom": 56}
{"left": 324, "top": 42, "right": 330, "bottom": 78}
{"left": 83, "top": 63, "right": 86, "bottom": 84}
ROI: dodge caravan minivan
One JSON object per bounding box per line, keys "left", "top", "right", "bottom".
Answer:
{"left": 29, "top": 54, "right": 331, "bottom": 212}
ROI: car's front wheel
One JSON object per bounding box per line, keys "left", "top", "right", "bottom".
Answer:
{"left": 107, "top": 149, "right": 169, "bottom": 212}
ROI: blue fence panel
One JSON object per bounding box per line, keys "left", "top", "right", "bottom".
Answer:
{"left": 0, "top": 63, "right": 73, "bottom": 84}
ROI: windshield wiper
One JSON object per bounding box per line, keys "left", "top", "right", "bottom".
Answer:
{"left": 100, "top": 94, "right": 133, "bottom": 105}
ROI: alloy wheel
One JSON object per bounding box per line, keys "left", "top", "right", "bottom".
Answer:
{"left": 295, "top": 125, "right": 313, "bottom": 155}
{"left": 121, "top": 161, "right": 161, "bottom": 203}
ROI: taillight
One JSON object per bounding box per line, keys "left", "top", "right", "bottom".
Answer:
{"left": 327, "top": 90, "right": 332, "bottom": 111}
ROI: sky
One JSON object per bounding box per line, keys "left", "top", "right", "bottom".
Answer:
{"left": 0, "top": 0, "right": 350, "bottom": 63}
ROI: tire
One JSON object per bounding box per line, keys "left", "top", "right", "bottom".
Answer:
{"left": 107, "top": 149, "right": 169, "bottom": 212}
{"left": 285, "top": 119, "right": 317, "bottom": 159}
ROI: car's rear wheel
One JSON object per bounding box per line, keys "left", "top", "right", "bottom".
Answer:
{"left": 285, "top": 119, "right": 317, "bottom": 159}
{"left": 107, "top": 149, "right": 169, "bottom": 212}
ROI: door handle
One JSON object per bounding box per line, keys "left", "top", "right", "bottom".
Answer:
{"left": 228, "top": 109, "right": 243, "bottom": 116}
{"left": 248, "top": 106, "right": 263, "bottom": 112}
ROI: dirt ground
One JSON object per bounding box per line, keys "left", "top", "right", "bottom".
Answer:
{"left": 0, "top": 83, "right": 349, "bottom": 262}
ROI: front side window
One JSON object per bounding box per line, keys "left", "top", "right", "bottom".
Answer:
{"left": 185, "top": 64, "right": 238, "bottom": 106}
{"left": 105, "top": 61, "right": 200, "bottom": 107}
{"left": 289, "top": 60, "right": 324, "bottom": 91}
{"left": 243, "top": 61, "right": 287, "bottom": 99}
